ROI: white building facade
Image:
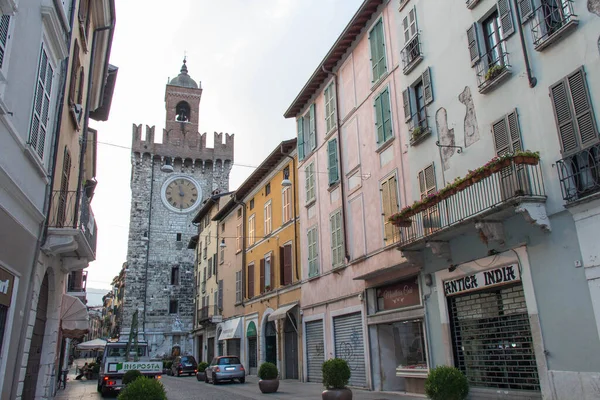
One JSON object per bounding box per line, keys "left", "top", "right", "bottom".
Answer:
{"left": 395, "top": 0, "right": 600, "bottom": 399}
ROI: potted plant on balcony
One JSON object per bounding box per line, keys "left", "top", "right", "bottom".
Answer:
{"left": 485, "top": 64, "right": 506, "bottom": 81}
{"left": 258, "top": 362, "right": 279, "bottom": 393}
{"left": 83, "top": 179, "right": 97, "bottom": 199}
{"left": 410, "top": 126, "right": 426, "bottom": 143}
{"left": 513, "top": 150, "right": 540, "bottom": 166}
{"left": 389, "top": 213, "right": 412, "bottom": 228}
{"left": 454, "top": 176, "right": 471, "bottom": 192}
{"left": 488, "top": 154, "right": 512, "bottom": 173}
{"left": 322, "top": 358, "right": 352, "bottom": 400}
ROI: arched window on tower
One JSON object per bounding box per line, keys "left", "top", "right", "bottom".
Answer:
{"left": 175, "top": 101, "right": 190, "bottom": 122}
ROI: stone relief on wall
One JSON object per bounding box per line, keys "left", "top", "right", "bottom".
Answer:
{"left": 458, "top": 86, "right": 480, "bottom": 148}
{"left": 436, "top": 107, "right": 456, "bottom": 171}
{"left": 589, "top": 0, "right": 600, "bottom": 17}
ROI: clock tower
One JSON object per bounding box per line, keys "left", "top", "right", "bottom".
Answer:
{"left": 122, "top": 60, "right": 234, "bottom": 357}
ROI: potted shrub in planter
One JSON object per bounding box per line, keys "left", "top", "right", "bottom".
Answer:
{"left": 196, "top": 362, "right": 209, "bottom": 382}
{"left": 485, "top": 64, "right": 506, "bottom": 81}
{"left": 322, "top": 358, "right": 352, "bottom": 400}
{"left": 118, "top": 376, "right": 167, "bottom": 400}
{"left": 258, "top": 362, "right": 279, "bottom": 393}
{"left": 410, "top": 126, "right": 426, "bottom": 143}
{"left": 424, "top": 365, "right": 469, "bottom": 400}
{"left": 122, "top": 370, "right": 143, "bottom": 385}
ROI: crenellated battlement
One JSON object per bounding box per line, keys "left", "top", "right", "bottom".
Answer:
{"left": 131, "top": 124, "right": 234, "bottom": 165}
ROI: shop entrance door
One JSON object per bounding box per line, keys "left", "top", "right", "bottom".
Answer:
{"left": 284, "top": 315, "right": 298, "bottom": 379}
{"left": 265, "top": 321, "right": 277, "bottom": 365}
{"left": 197, "top": 335, "right": 203, "bottom": 362}
{"left": 305, "top": 320, "right": 324, "bottom": 383}
{"left": 333, "top": 312, "right": 367, "bottom": 387}
{"left": 448, "top": 284, "right": 541, "bottom": 395}
{"left": 248, "top": 337, "right": 257, "bottom": 375}
{"left": 207, "top": 337, "right": 214, "bottom": 362}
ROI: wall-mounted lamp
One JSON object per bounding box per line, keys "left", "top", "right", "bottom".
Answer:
{"left": 219, "top": 238, "right": 226, "bottom": 249}
{"left": 281, "top": 169, "right": 292, "bottom": 187}
{"left": 161, "top": 157, "right": 174, "bottom": 173}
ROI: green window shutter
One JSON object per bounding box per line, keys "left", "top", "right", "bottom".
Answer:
{"left": 376, "top": 21, "right": 386, "bottom": 79}
{"left": 369, "top": 27, "right": 379, "bottom": 82}
{"left": 381, "top": 88, "right": 392, "bottom": 142}
{"left": 370, "top": 20, "right": 386, "bottom": 82}
{"left": 309, "top": 104, "right": 316, "bottom": 150}
{"left": 297, "top": 117, "right": 305, "bottom": 160}
{"left": 327, "top": 139, "right": 339, "bottom": 185}
{"left": 374, "top": 93, "right": 384, "bottom": 144}
{"left": 402, "top": 88, "right": 412, "bottom": 122}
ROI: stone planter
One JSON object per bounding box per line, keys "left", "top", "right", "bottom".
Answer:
{"left": 196, "top": 372, "right": 206, "bottom": 382}
{"left": 258, "top": 378, "right": 279, "bottom": 393}
{"left": 322, "top": 388, "right": 353, "bottom": 400}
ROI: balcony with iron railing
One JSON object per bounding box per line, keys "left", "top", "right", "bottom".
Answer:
{"left": 475, "top": 40, "right": 511, "bottom": 94}
{"left": 197, "top": 305, "right": 221, "bottom": 325}
{"left": 408, "top": 109, "right": 431, "bottom": 146}
{"left": 531, "top": 0, "right": 577, "bottom": 51}
{"left": 392, "top": 156, "right": 547, "bottom": 250}
{"left": 556, "top": 144, "right": 600, "bottom": 203}
{"left": 43, "top": 190, "right": 97, "bottom": 268}
{"left": 401, "top": 34, "right": 423, "bottom": 75}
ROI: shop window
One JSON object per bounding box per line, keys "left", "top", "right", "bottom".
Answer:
{"left": 387, "top": 320, "right": 427, "bottom": 373}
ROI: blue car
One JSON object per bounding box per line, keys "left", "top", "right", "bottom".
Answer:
{"left": 205, "top": 356, "right": 245, "bottom": 384}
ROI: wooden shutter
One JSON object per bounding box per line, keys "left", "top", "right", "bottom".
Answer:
{"left": 517, "top": 0, "right": 534, "bottom": 21}
{"left": 551, "top": 79, "right": 577, "bottom": 154}
{"left": 30, "top": 45, "right": 54, "bottom": 159}
{"left": 309, "top": 104, "right": 316, "bottom": 150}
{"left": 284, "top": 245, "right": 292, "bottom": 285}
{"left": 381, "top": 88, "right": 392, "bottom": 141}
{"left": 376, "top": 21, "right": 387, "bottom": 79}
{"left": 77, "top": 67, "right": 85, "bottom": 105}
{"left": 497, "top": 0, "right": 515, "bottom": 36}
{"left": 247, "top": 264, "right": 254, "bottom": 298}
{"left": 328, "top": 139, "right": 339, "bottom": 184}
{"left": 0, "top": 16, "right": 10, "bottom": 69}
{"left": 402, "top": 15, "right": 410, "bottom": 43}
{"left": 492, "top": 116, "right": 511, "bottom": 156}
{"left": 419, "top": 165, "right": 436, "bottom": 198}
{"left": 467, "top": 23, "right": 480, "bottom": 66}
{"left": 270, "top": 256, "right": 275, "bottom": 289}
{"left": 369, "top": 25, "right": 378, "bottom": 81}
{"left": 568, "top": 69, "right": 598, "bottom": 148}
{"left": 260, "top": 258, "right": 265, "bottom": 293}
{"left": 69, "top": 41, "right": 80, "bottom": 104}
{"left": 218, "top": 280, "right": 223, "bottom": 309}
{"left": 422, "top": 68, "right": 433, "bottom": 105}
{"left": 374, "top": 93, "right": 384, "bottom": 144}
{"left": 402, "top": 88, "right": 412, "bottom": 122}
{"left": 409, "top": 8, "right": 418, "bottom": 38}
{"left": 507, "top": 110, "right": 522, "bottom": 152}
{"left": 279, "top": 247, "right": 285, "bottom": 285}
{"left": 297, "top": 117, "right": 305, "bottom": 160}
{"left": 57, "top": 147, "right": 71, "bottom": 227}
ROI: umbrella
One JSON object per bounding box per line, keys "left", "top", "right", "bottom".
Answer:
{"left": 61, "top": 295, "right": 89, "bottom": 339}
{"left": 77, "top": 338, "right": 107, "bottom": 350}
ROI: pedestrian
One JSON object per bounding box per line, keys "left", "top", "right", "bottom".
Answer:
{"left": 75, "top": 363, "right": 88, "bottom": 380}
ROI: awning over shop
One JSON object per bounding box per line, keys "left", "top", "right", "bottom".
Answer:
{"left": 60, "top": 294, "right": 89, "bottom": 339}
{"left": 268, "top": 302, "right": 298, "bottom": 321}
{"left": 218, "top": 317, "right": 242, "bottom": 340}
{"left": 77, "top": 338, "right": 107, "bottom": 350}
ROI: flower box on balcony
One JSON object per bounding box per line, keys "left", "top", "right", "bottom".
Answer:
{"left": 392, "top": 219, "right": 413, "bottom": 228}
{"left": 409, "top": 126, "right": 431, "bottom": 146}
{"left": 479, "top": 64, "right": 511, "bottom": 94}
{"left": 513, "top": 151, "right": 540, "bottom": 166}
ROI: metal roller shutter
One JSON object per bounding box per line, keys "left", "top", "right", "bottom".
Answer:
{"left": 333, "top": 312, "right": 366, "bottom": 387}
{"left": 305, "top": 320, "right": 324, "bottom": 383}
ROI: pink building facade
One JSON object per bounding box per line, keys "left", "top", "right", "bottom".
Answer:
{"left": 285, "top": 0, "right": 428, "bottom": 394}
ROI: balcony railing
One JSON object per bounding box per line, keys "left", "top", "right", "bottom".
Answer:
{"left": 408, "top": 109, "right": 431, "bottom": 146}
{"left": 475, "top": 40, "right": 511, "bottom": 93}
{"left": 401, "top": 34, "right": 423, "bottom": 74}
{"left": 197, "top": 305, "right": 221, "bottom": 324}
{"left": 397, "top": 161, "right": 545, "bottom": 247}
{"left": 531, "top": 0, "right": 577, "bottom": 51}
{"left": 556, "top": 144, "right": 600, "bottom": 203}
{"left": 67, "top": 270, "right": 87, "bottom": 293}
{"left": 48, "top": 190, "right": 97, "bottom": 255}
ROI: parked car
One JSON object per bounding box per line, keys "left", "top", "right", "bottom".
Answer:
{"left": 205, "top": 356, "right": 245, "bottom": 384}
{"left": 172, "top": 356, "right": 198, "bottom": 377}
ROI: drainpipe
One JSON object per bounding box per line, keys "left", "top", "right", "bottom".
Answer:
{"left": 142, "top": 157, "right": 155, "bottom": 336}
{"left": 513, "top": 0, "right": 537, "bottom": 88}
{"left": 321, "top": 65, "right": 350, "bottom": 262}
{"left": 279, "top": 145, "right": 300, "bottom": 281}
{"left": 73, "top": 16, "right": 115, "bottom": 228}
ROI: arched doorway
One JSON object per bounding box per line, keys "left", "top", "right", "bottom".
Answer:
{"left": 284, "top": 314, "right": 298, "bottom": 379}
{"left": 247, "top": 321, "right": 258, "bottom": 375}
{"left": 23, "top": 273, "right": 49, "bottom": 400}
{"left": 265, "top": 320, "right": 277, "bottom": 365}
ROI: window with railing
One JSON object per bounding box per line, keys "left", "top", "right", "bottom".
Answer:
{"left": 530, "top": 0, "right": 577, "bottom": 50}
{"left": 556, "top": 144, "right": 600, "bottom": 202}
{"left": 475, "top": 11, "right": 510, "bottom": 92}
{"left": 403, "top": 68, "right": 433, "bottom": 146}
{"left": 401, "top": 7, "right": 422, "bottom": 74}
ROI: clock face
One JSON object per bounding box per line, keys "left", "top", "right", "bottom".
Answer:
{"left": 163, "top": 177, "right": 200, "bottom": 212}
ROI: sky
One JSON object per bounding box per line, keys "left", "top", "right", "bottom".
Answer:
{"left": 87, "top": 0, "right": 364, "bottom": 291}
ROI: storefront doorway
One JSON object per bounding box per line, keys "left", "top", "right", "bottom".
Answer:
{"left": 284, "top": 314, "right": 298, "bottom": 379}
{"left": 197, "top": 335, "right": 203, "bottom": 362}
{"left": 265, "top": 320, "right": 277, "bottom": 365}
{"left": 207, "top": 337, "right": 214, "bottom": 362}
{"left": 228, "top": 338, "right": 240, "bottom": 357}
{"left": 305, "top": 320, "right": 324, "bottom": 383}
{"left": 333, "top": 312, "right": 366, "bottom": 387}
{"left": 247, "top": 321, "right": 257, "bottom": 375}
{"left": 23, "top": 273, "right": 49, "bottom": 400}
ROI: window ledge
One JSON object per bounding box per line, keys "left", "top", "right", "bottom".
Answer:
{"left": 327, "top": 182, "right": 340, "bottom": 193}
{"left": 402, "top": 55, "right": 423, "bottom": 75}
{"left": 534, "top": 19, "right": 578, "bottom": 52}
{"left": 478, "top": 68, "right": 512, "bottom": 94}
{"left": 465, "top": 0, "right": 481, "bottom": 9}
{"left": 305, "top": 199, "right": 316, "bottom": 209}
{"left": 323, "top": 125, "right": 338, "bottom": 142}
{"left": 371, "top": 71, "right": 390, "bottom": 92}
{"left": 24, "top": 146, "right": 50, "bottom": 182}
{"left": 409, "top": 128, "right": 431, "bottom": 146}
{"left": 398, "top": 0, "right": 410, "bottom": 12}
{"left": 376, "top": 136, "right": 395, "bottom": 154}
{"left": 307, "top": 273, "right": 321, "bottom": 282}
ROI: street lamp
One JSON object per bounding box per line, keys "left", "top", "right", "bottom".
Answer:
{"left": 281, "top": 169, "right": 292, "bottom": 187}
{"left": 161, "top": 157, "right": 174, "bottom": 173}
{"left": 219, "top": 238, "right": 226, "bottom": 248}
